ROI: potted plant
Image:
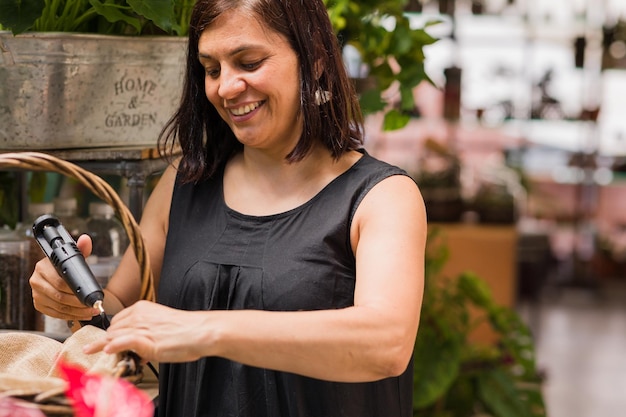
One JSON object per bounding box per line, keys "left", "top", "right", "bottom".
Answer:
{"left": 0, "top": 0, "right": 193, "bottom": 35}
{"left": 0, "top": 0, "right": 193, "bottom": 151}
{"left": 324, "top": 0, "right": 438, "bottom": 130}
{"left": 414, "top": 229, "right": 546, "bottom": 417}
{"left": 412, "top": 139, "right": 466, "bottom": 223}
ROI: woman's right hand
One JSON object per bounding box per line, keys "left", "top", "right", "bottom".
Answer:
{"left": 29, "top": 234, "right": 100, "bottom": 321}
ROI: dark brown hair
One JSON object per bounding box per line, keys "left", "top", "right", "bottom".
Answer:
{"left": 158, "top": 0, "right": 364, "bottom": 183}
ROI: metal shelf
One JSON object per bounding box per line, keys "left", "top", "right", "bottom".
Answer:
{"left": 6, "top": 146, "right": 171, "bottom": 221}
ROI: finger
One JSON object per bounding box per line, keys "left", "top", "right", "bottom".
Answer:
{"left": 31, "top": 271, "right": 85, "bottom": 310}
{"left": 107, "top": 300, "right": 155, "bottom": 329}
{"left": 83, "top": 322, "right": 134, "bottom": 355}
{"left": 101, "top": 333, "right": 155, "bottom": 361}
{"left": 30, "top": 272, "right": 77, "bottom": 304}
{"left": 31, "top": 259, "right": 75, "bottom": 295}
{"left": 103, "top": 308, "right": 132, "bottom": 332}
{"left": 76, "top": 234, "right": 93, "bottom": 258}
{"left": 34, "top": 296, "right": 98, "bottom": 321}
{"left": 31, "top": 269, "right": 96, "bottom": 318}
{"left": 32, "top": 295, "right": 92, "bottom": 320}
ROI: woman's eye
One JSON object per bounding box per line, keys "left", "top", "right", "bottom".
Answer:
{"left": 205, "top": 68, "right": 220, "bottom": 78}
{"left": 241, "top": 61, "right": 262, "bottom": 71}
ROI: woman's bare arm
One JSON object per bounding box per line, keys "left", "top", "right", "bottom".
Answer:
{"left": 101, "top": 163, "right": 178, "bottom": 313}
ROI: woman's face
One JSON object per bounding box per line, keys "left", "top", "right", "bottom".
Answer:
{"left": 198, "top": 9, "right": 303, "bottom": 155}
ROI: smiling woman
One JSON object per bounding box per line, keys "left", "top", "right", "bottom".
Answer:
{"left": 29, "top": 1, "right": 428, "bottom": 417}
{"left": 159, "top": 0, "right": 366, "bottom": 184}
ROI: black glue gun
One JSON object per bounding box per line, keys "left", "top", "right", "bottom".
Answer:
{"left": 32, "top": 214, "right": 109, "bottom": 328}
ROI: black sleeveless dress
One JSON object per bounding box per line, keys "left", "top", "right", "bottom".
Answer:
{"left": 157, "top": 151, "right": 415, "bottom": 417}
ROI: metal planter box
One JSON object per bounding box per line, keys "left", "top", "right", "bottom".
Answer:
{"left": 0, "top": 32, "right": 186, "bottom": 150}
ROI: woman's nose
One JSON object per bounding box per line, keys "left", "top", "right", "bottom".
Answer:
{"left": 218, "top": 69, "right": 246, "bottom": 99}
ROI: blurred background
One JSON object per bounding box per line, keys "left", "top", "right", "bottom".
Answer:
{"left": 361, "top": 0, "right": 626, "bottom": 416}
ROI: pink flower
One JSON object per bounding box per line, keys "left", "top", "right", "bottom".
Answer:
{"left": 58, "top": 360, "right": 154, "bottom": 417}
{"left": 0, "top": 397, "right": 46, "bottom": 417}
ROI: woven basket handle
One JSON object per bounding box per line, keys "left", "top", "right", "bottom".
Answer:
{"left": 0, "top": 151, "right": 155, "bottom": 302}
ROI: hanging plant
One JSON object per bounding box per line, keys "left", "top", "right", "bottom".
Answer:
{"left": 324, "top": 0, "right": 439, "bottom": 130}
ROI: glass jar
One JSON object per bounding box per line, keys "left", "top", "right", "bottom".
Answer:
{"left": 86, "top": 202, "right": 128, "bottom": 261}
{"left": 0, "top": 230, "right": 30, "bottom": 330}
{"left": 87, "top": 256, "right": 119, "bottom": 289}
{"left": 53, "top": 197, "right": 87, "bottom": 241}
{"left": 15, "top": 202, "right": 55, "bottom": 330}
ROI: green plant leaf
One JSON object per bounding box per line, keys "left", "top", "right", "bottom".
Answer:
{"left": 458, "top": 271, "right": 496, "bottom": 310}
{"left": 517, "top": 382, "right": 547, "bottom": 417}
{"left": 368, "top": 61, "right": 395, "bottom": 90}
{"left": 382, "top": 109, "right": 410, "bottom": 130}
{"left": 391, "top": 20, "right": 413, "bottom": 55}
{"left": 413, "top": 324, "right": 463, "bottom": 408}
{"left": 412, "top": 28, "right": 439, "bottom": 46}
{"left": 171, "top": 0, "right": 193, "bottom": 36}
{"left": 127, "top": 0, "right": 174, "bottom": 33}
{"left": 358, "top": 87, "right": 386, "bottom": 114}
{"left": 88, "top": 0, "right": 142, "bottom": 33}
{"left": 424, "top": 228, "right": 450, "bottom": 277}
{"left": 397, "top": 58, "right": 430, "bottom": 88}
{"left": 0, "top": 0, "right": 45, "bottom": 34}
{"left": 477, "top": 368, "right": 534, "bottom": 417}
{"left": 399, "top": 85, "right": 415, "bottom": 112}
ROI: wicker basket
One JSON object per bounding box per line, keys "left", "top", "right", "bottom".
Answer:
{"left": 0, "top": 151, "right": 154, "bottom": 302}
{"left": 0, "top": 151, "right": 156, "bottom": 416}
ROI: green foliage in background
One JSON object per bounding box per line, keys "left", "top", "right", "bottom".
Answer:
{"left": 0, "top": 0, "right": 194, "bottom": 35}
{"left": 324, "top": 0, "right": 438, "bottom": 130}
{"left": 414, "top": 229, "right": 546, "bottom": 417}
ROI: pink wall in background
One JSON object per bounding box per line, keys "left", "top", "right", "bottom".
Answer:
{"left": 363, "top": 81, "right": 626, "bottom": 264}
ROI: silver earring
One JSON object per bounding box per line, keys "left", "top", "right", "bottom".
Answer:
{"left": 315, "top": 89, "right": 331, "bottom": 105}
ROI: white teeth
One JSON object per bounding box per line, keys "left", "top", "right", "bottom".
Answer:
{"left": 231, "top": 102, "right": 261, "bottom": 116}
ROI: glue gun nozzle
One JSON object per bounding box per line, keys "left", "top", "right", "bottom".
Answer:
{"left": 93, "top": 300, "right": 105, "bottom": 316}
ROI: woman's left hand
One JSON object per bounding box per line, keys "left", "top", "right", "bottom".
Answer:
{"left": 83, "top": 301, "right": 206, "bottom": 363}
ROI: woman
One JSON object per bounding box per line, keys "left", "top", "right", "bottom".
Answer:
{"left": 30, "top": 0, "right": 427, "bottom": 415}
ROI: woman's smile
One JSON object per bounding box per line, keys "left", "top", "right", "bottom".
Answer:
{"left": 229, "top": 100, "right": 265, "bottom": 117}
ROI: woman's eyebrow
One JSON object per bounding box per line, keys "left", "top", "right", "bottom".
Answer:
{"left": 199, "top": 44, "right": 263, "bottom": 60}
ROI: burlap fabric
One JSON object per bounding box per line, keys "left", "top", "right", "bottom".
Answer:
{"left": 0, "top": 325, "right": 157, "bottom": 416}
